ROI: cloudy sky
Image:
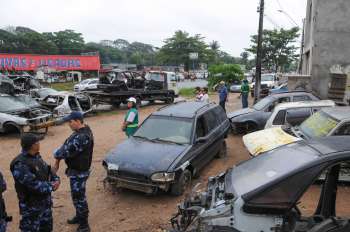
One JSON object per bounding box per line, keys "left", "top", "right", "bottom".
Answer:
{"left": 1, "top": 0, "right": 307, "bottom": 56}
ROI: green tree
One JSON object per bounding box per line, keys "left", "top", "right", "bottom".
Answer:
{"left": 246, "top": 27, "right": 300, "bottom": 72}
{"left": 208, "top": 64, "right": 243, "bottom": 87}
{"left": 158, "top": 30, "right": 211, "bottom": 70}
{"left": 43, "top": 29, "right": 85, "bottom": 55}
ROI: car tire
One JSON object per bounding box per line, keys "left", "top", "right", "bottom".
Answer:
{"left": 165, "top": 96, "right": 174, "bottom": 104}
{"left": 245, "top": 122, "right": 258, "bottom": 133}
{"left": 170, "top": 169, "right": 191, "bottom": 196}
{"left": 231, "top": 124, "right": 239, "bottom": 135}
{"left": 216, "top": 140, "right": 227, "bottom": 158}
{"left": 4, "top": 122, "right": 23, "bottom": 135}
{"left": 135, "top": 97, "right": 142, "bottom": 107}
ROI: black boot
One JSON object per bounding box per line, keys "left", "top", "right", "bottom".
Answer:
{"left": 76, "top": 218, "right": 90, "bottom": 232}
{"left": 67, "top": 216, "right": 79, "bottom": 224}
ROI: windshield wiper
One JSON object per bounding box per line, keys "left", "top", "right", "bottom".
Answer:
{"left": 132, "top": 135, "right": 154, "bottom": 142}
{"left": 151, "top": 138, "right": 184, "bottom": 145}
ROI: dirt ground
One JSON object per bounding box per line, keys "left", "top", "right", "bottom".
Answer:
{"left": 1, "top": 93, "right": 350, "bottom": 232}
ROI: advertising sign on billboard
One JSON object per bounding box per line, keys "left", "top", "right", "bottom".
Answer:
{"left": 0, "top": 54, "right": 100, "bottom": 71}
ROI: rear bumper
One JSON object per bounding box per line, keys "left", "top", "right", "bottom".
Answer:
{"left": 106, "top": 175, "right": 170, "bottom": 194}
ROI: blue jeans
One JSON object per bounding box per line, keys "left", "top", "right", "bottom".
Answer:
{"left": 242, "top": 93, "right": 248, "bottom": 108}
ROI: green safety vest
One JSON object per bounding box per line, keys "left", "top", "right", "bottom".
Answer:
{"left": 125, "top": 108, "right": 139, "bottom": 127}
{"left": 241, "top": 84, "right": 250, "bottom": 94}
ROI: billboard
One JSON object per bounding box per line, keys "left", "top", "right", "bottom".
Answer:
{"left": 0, "top": 53, "right": 100, "bottom": 71}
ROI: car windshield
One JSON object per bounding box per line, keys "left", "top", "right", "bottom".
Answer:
{"left": 299, "top": 111, "right": 339, "bottom": 138}
{"left": 0, "top": 96, "right": 32, "bottom": 112}
{"left": 253, "top": 96, "right": 274, "bottom": 111}
{"left": 262, "top": 74, "right": 274, "bottom": 82}
{"left": 230, "top": 142, "right": 319, "bottom": 196}
{"left": 134, "top": 115, "right": 193, "bottom": 144}
{"left": 80, "top": 79, "right": 90, "bottom": 84}
{"left": 37, "top": 88, "right": 58, "bottom": 98}
{"left": 15, "top": 95, "right": 41, "bottom": 108}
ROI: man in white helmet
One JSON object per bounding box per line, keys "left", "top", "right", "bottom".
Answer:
{"left": 122, "top": 97, "right": 139, "bottom": 137}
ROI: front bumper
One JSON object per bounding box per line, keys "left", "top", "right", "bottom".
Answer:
{"left": 105, "top": 171, "right": 171, "bottom": 194}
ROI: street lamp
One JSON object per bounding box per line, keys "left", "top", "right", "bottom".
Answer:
{"left": 277, "top": 10, "right": 299, "bottom": 27}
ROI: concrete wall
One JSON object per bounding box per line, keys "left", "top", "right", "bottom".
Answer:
{"left": 302, "top": 0, "right": 350, "bottom": 98}
{"left": 286, "top": 75, "right": 312, "bottom": 92}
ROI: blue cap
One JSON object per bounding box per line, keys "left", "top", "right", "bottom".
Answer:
{"left": 62, "top": 111, "right": 84, "bottom": 122}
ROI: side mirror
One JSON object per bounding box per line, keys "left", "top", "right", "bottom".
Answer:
{"left": 196, "top": 137, "right": 208, "bottom": 144}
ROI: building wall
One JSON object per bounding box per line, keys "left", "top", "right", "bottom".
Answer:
{"left": 302, "top": 0, "right": 350, "bottom": 98}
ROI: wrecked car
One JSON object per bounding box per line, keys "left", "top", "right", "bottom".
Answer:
{"left": 228, "top": 92, "right": 319, "bottom": 134}
{"left": 39, "top": 92, "right": 92, "bottom": 118}
{"left": 103, "top": 101, "right": 230, "bottom": 196}
{"left": 264, "top": 100, "right": 335, "bottom": 129}
{"left": 243, "top": 106, "right": 350, "bottom": 156}
{"left": 0, "top": 75, "right": 15, "bottom": 95}
{"left": 0, "top": 94, "right": 53, "bottom": 134}
{"left": 29, "top": 88, "right": 59, "bottom": 101}
{"left": 98, "top": 70, "right": 144, "bottom": 92}
{"left": 7, "top": 74, "right": 41, "bottom": 93}
{"left": 171, "top": 136, "right": 350, "bottom": 232}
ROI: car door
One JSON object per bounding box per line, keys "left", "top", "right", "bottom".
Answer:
{"left": 285, "top": 108, "right": 312, "bottom": 127}
{"left": 202, "top": 109, "right": 223, "bottom": 161}
{"left": 261, "top": 97, "right": 290, "bottom": 128}
{"left": 188, "top": 114, "right": 211, "bottom": 172}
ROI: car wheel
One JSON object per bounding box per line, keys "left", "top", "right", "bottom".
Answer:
{"left": 4, "top": 122, "right": 23, "bottom": 135}
{"left": 112, "top": 102, "right": 121, "bottom": 108}
{"left": 245, "top": 122, "right": 258, "bottom": 133}
{"left": 171, "top": 169, "right": 191, "bottom": 196}
{"left": 165, "top": 96, "right": 174, "bottom": 104}
{"left": 216, "top": 140, "right": 227, "bottom": 158}
{"left": 231, "top": 124, "right": 239, "bottom": 135}
{"left": 135, "top": 97, "right": 142, "bottom": 107}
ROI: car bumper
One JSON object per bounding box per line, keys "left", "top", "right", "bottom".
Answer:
{"left": 105, "top": 171, "right": 170, "bottom": 194}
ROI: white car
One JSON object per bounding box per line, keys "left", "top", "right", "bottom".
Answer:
{"left": 74, "top": 78, "right": 99, "bottom": 92}
{"left": 0, "top": 94, "right": 53, "bottom": 134}
{"left": 40, "top": 92, "right": 93, "bottom": 118}
{"left": 264, "top": 100, "right": 335, "bottom": 129}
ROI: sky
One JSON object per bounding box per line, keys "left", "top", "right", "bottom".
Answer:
{"left": 0, "top": 0, "right": 307, "bottom": 56}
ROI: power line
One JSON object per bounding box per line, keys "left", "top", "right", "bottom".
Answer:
{"left": 264, "top": 14, "right": 282, "bottom": 29}
{"left": 276, "top": 0, "right": 284, "bottom": 10}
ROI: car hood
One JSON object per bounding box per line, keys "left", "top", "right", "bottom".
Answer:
{"left": 227, "top": 108, "right": 256, "bottom": 119}
{"left": 104, "top": 137, "right": 189, "bottom": 176}
{"left": 243, "top": 127, "right": 301, "bottom": 156}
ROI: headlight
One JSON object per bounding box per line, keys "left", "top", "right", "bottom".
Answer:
{"left": 151, "top": 172, "right": 175, "bottom": 182}
{"left": 107, "top": 163, "right": 119, "bottom": 171}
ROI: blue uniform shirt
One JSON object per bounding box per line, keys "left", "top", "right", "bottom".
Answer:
{"left": 54, "top": 131, "right": 91, "bottom": 177}
{"left": 11, "top": 151, "right": 59, "bottom": 195}
{"left": 219, "top": 85, "right": 228, "bottom": 102}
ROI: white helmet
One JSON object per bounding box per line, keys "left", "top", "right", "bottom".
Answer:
{"left": 127, "top": 97, "right": 137, "bottom": 104}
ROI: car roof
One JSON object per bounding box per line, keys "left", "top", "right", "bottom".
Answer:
{"left": 269, "top": 91, "right": 317, "bottom": 98}
{"left": 153, "top": 101, "right": 214, "bottom": 118}
{"left": 274, "top": 100, "right": 335, "bottom": 110}
{"left": 307, "top": 136, "right": 350, "bottom": 156}
{"left": 321, "top": 106, "right": 350, "bottom": 121}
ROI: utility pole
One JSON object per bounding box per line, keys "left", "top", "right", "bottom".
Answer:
{"left": 298, "top": 19, "right": 305, "bottom": 74}
{"left": 254, "top": 0, "right": 264, "bottom": 103}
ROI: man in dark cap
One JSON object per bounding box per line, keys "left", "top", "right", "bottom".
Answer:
{"left": 53, "top": 111, "right": 94, "bottom": 232}
{"left": 10, "top": 133, "right": 60, "bottom": 232}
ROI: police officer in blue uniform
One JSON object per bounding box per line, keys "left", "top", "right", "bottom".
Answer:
{"left": 0, "top": 170, "right": 11, "bottom": 232}
{"left": 53, "top": 112, "right": 94, "bottom": 232}
{"left": 10, "top": 133, "right": 60, "bottom": 232}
